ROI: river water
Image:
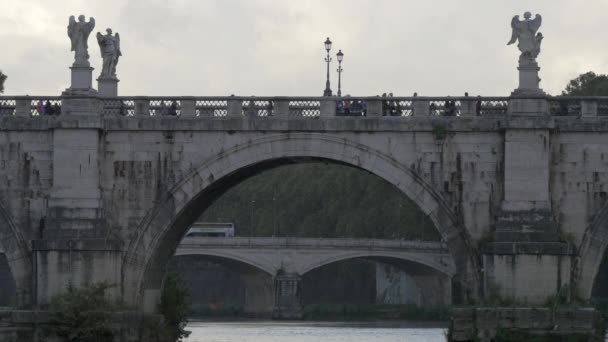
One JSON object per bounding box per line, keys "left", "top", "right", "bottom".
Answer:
{"left": 184, "top": 321, "right": 446, "bottom": 342}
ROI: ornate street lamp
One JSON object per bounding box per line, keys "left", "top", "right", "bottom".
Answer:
{"left": 336, "top": 49, "right": 344, "bottom": 97}
{"left": 323, "top": 37, "right": 333, "bottom": 96}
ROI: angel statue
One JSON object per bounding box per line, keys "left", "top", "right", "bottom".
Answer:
{"left": 67, "top": 15, "right": 95, "bottom": 66}
{"left": 507, "top": 12, "right": 543, "bottom": 62}
{"left": 96, "top": 28, "right": 122, "bottom": 78}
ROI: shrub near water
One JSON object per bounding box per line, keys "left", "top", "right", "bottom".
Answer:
{"left": 48, "top": 283, "right": 116, "bottom": 342}
{"left": 159, "top": 273, "right": 192, "bottom": 341}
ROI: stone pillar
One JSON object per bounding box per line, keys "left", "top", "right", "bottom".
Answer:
{"left": 63, "top": 65, "right": 97, "bottom": 96}
{"left": 412, "top": 100, "right": 430, "bottom": 116}
{"left": 34, "top": 97, "right": 123, "bottom": 306}
{"left": 180, "top": 97, "right": 196, "bottom": 117}
{"left": 582, "top": 100, "right": 598, "bottom": 117}
{"left": 319, "top": 98, "right": 336, "bottom": 117}
{"left": 515, "top": 60, "right": 542, "bottom": 95}
{"left": 97, "top": 76, "right": 119, "bottom": 97}
{"left": 272, "top": 273, "right": 302, "bottom": 319}
{"left": 15, "top": 97, "right": 30, "bottom": 116}
{"left": 32, "top": 240, "right": 123, "bottom": 305}
{"left": 459, "top": 99, "right": 476, "bottom": 117}
{"left": 483, "top": 125, "right": 574, "bottom": 304}
{"left": 134, "top": 98, "right": 150, "bottom": 116}
{"left": 272, "top": 99, "right": 290, "bottom": 117}
{"left": 366, "top": 99, "right": 383, "bottom": 117}
{"left": 227, "top": 99, "right": 242, "bottom": 117}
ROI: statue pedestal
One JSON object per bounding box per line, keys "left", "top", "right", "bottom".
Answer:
{"left": 512, "top": 59, "right": 544, "bottom": 97}
{"left": 98, "top": 76, "right": 119, "bottom": 97}
{"left": 63, "top": 65, "right": 97, "bottom": 96}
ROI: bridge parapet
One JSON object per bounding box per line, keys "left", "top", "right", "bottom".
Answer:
{"left": 3, "top": 95, "right": 608, "bottom": 119}
{"left": 179, "top": 236, "right": 448, "bottom": 252}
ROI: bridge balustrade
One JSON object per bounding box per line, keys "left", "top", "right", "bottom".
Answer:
{"left": 180, "top": 236, "right": 448, "bottom": 252}
{"left": 2, "top": 95, "right": 608, "bottom": 118}
{"left": 547, "top": 96, "right": 608, "bottom": 117}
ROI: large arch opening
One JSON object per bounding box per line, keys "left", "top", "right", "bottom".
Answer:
{"left": 0, "top": 201, "right": 32, "bottom": 307}
{"left": 122, "top": 133, "right": 480, "bottom": 312}
{"left": 170, "top": 254, "right": 275, "bottom": 316}
{"left": 578, "top": 201, "right": 608, "bottom": 302}
{"left": 300, "top": 256, "right": 452, "bottom": 315}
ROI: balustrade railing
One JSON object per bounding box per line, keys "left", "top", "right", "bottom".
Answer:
{"left": 2, "top": 95, "right": 608, "bottom": 119}
{"left": 179, "top": 236, "right": 448, "bottom": 252}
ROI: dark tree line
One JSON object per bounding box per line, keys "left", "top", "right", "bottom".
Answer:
{"left": 199, "top": 162, "right": 439, "bottom": 240}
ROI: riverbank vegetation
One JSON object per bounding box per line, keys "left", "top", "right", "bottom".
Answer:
{"left": 199, "top": 163, "right": 438, "bottom": 240}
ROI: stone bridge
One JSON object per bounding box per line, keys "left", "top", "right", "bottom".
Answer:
{"left": 1, "top": 93, "right": 608, "bottom": 323}
{"left": 175, "top": 236, "right": 454, "bottom": 276}
{"left": 174, "top": 236, "right": 453, "bottom": 317}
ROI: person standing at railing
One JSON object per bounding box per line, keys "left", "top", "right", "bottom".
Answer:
{"left": 35, "top": 100, "right": 44, "bottom": 116}
{"left": 476, "top": 96, "right": 482, "bottom": 116}
{"left": 44, "top": 100, "right": 53, "bottom": 115}
{"left": 245, "top": 100, "right": 257, "bottom": 118}
{"left": 381, "top": 93, "right": 388, "bottom": 116}
{"left": 336, "top": 99, "right": 343, "bottom": 116}
{"left": 52, "top": 103, "right": 61, "bottom": 116}
{"left": 342, "top": 97, "right": 351, "bottom": 116}
{"left": 168, "top": 101, "right": 178, "bottom": 116}
{"left": 266, "top": 101, "right": 274, "bottom": 116}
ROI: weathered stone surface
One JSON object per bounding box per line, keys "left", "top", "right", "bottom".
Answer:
{"left": 0, "top": 96, "right": 606, "bottom": 333}
{"left": 450, "top": 307, "right": 603, "bottom": 342}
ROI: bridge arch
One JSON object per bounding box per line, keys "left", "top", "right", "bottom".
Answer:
{"left": 299, "top": 252, "right": 454, "bottom": 306}
{"left": 0, "top": 201, "right": 32, "bottom": 307}
{"left": 122, "top": 133, "right": 480, "bottom": 311}
{"left": 172, "top": 249, "right": 275, "bottom": 276}
{"left": 297, "top": 250, "right": 456, "bottom": 277}
{"left": 574, "top": 201, "right": 608, "bottom": 300}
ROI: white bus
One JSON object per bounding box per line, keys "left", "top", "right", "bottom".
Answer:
{"left": 184, "top": 222, "right": 235, "bottom": 238}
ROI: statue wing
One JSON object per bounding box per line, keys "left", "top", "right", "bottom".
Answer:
{"left": 116, "top": 33, "right": 122, "bottom": 56}
{"left": 67, "top": 15, "right": 76, "bottom": 37}
{"left": 67, "top": 16, "right": 76, "bottom": 50}
{"left": 96, "top": 32, "right": 104, "bottom": 57}
{"left": 531, "top": 14, "right": 542, "bottom": 31}
{"left": 88, "top": 17, "right": 96, "bottom": 31}
{"left": 507, "top": 15, "right": 520, "bottom": 45}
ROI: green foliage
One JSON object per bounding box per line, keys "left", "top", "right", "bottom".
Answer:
{"left": 48, "top": 282, "right": 116, "bottom": 342}
{"left": 0, "top": 70, "right": 6, "bottom": 94}
{"left": 562, "top": 71, "right": 608, "bottom": 96}
{"left": 200, "top": 163, "right": 439, "bottom": 240}
{"left": 159, "top": 273, "right": 191, "bottom": 342}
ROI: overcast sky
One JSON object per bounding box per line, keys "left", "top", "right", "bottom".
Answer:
{"left": 1, "top": 0, "right": 607, "bottom": 96}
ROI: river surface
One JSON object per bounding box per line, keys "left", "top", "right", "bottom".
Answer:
{"left": 184, "top": 321, "right": 446, "bottom": 342}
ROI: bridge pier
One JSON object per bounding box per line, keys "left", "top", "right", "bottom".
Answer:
{"left": 272, "top": 272, "right": 302, "bottom": 319}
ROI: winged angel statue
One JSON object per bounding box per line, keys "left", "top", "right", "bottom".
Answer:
{"left": 507, "top": 12, "right": 543, "bottom": 62}
{"left": 67, "top": 15, "right": 95, "bottom": 66}
{"left": 97, "top": 29, "right": 122, "bottom": 78}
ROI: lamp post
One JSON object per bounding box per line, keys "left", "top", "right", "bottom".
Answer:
{"left": 323, "top": 37, "right": 333, "bottom": 96}
{"left": 336, "top": 49, "right": 344, "bottom": 97}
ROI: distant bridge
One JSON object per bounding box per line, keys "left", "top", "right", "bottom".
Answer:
{"left": 173, "top": 236, "right": 454, "bottom": 318}
{"left": 175, "top": 236, "right": 454, "bottom": 276}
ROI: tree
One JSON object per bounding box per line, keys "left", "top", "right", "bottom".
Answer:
{"left": 0, "top": 70, "right": 6, "bottom": 94}
{"left": 48, "top": 283, "right": 115, "bottom": 342}
{"left": 159, "top": 273, "right": 191, "bottom": 341}
{"left": 562, "top": 71, "right": 608, "bottom": 96}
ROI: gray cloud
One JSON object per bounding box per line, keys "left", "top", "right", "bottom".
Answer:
{"left": 1, "top": 0, "right": 607, "bottom": 96}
